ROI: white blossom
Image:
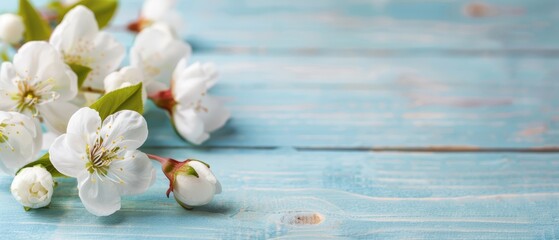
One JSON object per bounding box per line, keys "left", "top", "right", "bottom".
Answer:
{"left": 0, "top": 41, "right": 78, "bottom": 133}
{"left": 0, "top": 13, "right": 25, "bottom": 44}
{"left": 49, "top": 107, "right": 155, "bottom": 216}
{"left": 173, "top": 161, "right": 221, "bottom": 208}
{"left": 0, "top": 111, "right": 42, "bottom": 175}
{"left": 11, "top": 165, "right": 54, "bottom": 209}
{"left": 130, "top": 24, "right": 191, "bottom": 90}
{"left": 139, "top": 0, "right": 183, "bottom": 34}
{"left": 171, "top": 58, "right": 229, "bottom": 144}
{"left": 50, "top": 5, "right": 125, "bottom": 90}
{"left": 103, "top": 66, "right": 146, "bottom": 103}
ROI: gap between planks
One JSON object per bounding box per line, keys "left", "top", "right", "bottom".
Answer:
{"left": 141, "top": 145, "right": 559, "bottom": 153}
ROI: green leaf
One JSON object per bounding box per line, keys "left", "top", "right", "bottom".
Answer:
{"left": 59, "top": 0, "right": 118, "bottom": 29}
{"left": 89, "top": 83, "right": 144, "bottom": 120}
{"left": 69, "top": 63, "right": 92, "bottom": 88}
{"left": 17, "top": 153, "right": 67, "bottom": 178}
{"left": 0, "top": 51, "right": 9, "bottom": 62}
{"left": 18, "top": 0, "right": 52, "bottom": 41}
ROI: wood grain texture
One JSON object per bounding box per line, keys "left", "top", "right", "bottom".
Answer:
{"left": 1, "top": 149, "right": 559, "bottom": 239}
{"left": 141, "top": 54, "right": 559, "bottom": 149}
{"left": 108, "top": 0, "right": 559, "bottom": 53}
{"left": 1, "top": 0, "right": 558, "bottom": 239}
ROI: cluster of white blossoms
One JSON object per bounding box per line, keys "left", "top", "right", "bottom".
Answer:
{"left": 0, "top": 0, "right": 225, "bottom": 216}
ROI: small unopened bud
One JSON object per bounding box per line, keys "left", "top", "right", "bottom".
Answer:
{"left": 0, "top": 13, "right": 25, "bottom": 44}
{"left": 11, "top": 165, "right": 54, "bottom": 210}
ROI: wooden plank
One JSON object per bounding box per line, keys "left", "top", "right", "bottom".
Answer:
{"left": 109, "top": 0, "right": 559, "bottom": 53}
{"left": 1, "top": 149, "right": 559, "bottom": 239}
{"left": 141, "top": 54, "right": 559, "bottom": 149}
{"left": 4, "top": 1, "right": 558, "bottom": 53}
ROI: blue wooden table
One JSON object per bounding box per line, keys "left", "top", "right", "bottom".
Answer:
{"left": 2, "top": 0, "right": 559, "bottom": 239}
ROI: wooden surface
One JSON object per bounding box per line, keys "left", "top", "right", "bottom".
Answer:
{"left": 2, "top": 0, "right": 559, "bottom": 239}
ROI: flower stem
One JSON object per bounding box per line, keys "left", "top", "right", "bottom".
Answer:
{"left": 81, "top": 87, "right": 105, "bottom": 95}
{"left": 146, "top": 154, "right": 171, "bottom": 164}
{"left": 146, "top": 153, "right": 188, "bottom": 197}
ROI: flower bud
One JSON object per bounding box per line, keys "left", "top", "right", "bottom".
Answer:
{"left": 104, "top": 66, "right": 146, "bottom": 103}
{"left": 148, "top": 154, "right": 222, "bottom": 209}
{"left": 172, "top": 161, "right": 221, "bottom": 208}
{"left": 11, "top": 166, "right": 54, "bottom": 210}
{"left": 0, "top": 13, "right": 25, "bottom": 44}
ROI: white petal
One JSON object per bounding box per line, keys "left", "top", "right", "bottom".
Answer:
{"left": 100, "top": 110, "right": 148, "bottom": 151}
{"left": 172, "top": 107, "right": 208, "bottom": 145}
{"left": 49, "top": 133, "right": 88, "bottom": 177}
{"left": 145, "top": 81, "right": 168, "bottom": 96}
{"left": 12, "top": 42, "right": 78, "bottom": 100}
{"left": 66, "top": 107, "right": 102, "bottom": 142}
{"left": 141, "top": 0, "right": 176, "bottom": 20}
{"left": 199, "top": 96, "right": 230, "bottom": 133}
{"left": 189, "top": 161, "right": 217, "bottom": 184}
{"left": 50, "top": 6, "right": 98, "bottom": 53}
{"left": 85, "top": 31, "right": 125, "bottom": 89}
{"left": 0, "top": 62, "right": 19, "bottom": 101}
{"left": 0, "top": 112, "right": 41, "bottom": 175}
{"left": 172, "top": 77, "right": 206, "bottom": 105}
{"left": 131, "top": 26, "right": 190, "bottom": 84}
{"left": 173, "top": 174, "right": 216, "bottom": 206}
{"left": 109, "top": 151, "right": 155, "bottom": 195}
{"left": 39, "top": 101, "right": 80, "bottom": 134}
{"left": 77, "top": 172, "right": 121, "bottom": 216}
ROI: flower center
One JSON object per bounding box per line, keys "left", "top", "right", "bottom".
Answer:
{"left": 0, "top": 123, "right": 16, "bottom": 152}
{"left": 28, "top": 182, "right": 48, "bottom": 200}
{"left": 62, "top": 39, "right": 95, "bottom": 67}
{"left": 85, "top": 137, "right": 122, "bottom": 176}
{"left": 13, "top": 79, "right": 59, "bottom": 116}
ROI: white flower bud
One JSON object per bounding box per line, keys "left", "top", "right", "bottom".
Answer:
{"left": 11, "top": 166, "right": 54, "bottom": 209}
{"left": 104, "top": 66, "right": 146, "bottom": 103}
{"left": 0, "top": 13, "right": 25, "bottom": 44}
{"left": 173, "top": 161, "right": 221, "bottom": 208}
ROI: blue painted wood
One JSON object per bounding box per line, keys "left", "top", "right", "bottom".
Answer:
{"left": 140, "top": 54, "right": 559, "bottom": 149}
{"left": 1, "top": 150, "right": 559, "bottom": 239}
{"left": 110, "top": 0, "right": 559, "bottom": 53}
{"left": 1, "top": 0, "right": 559, "bottom": 239}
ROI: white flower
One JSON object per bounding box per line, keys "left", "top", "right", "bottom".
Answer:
{"left": 173, "top": 161, "right": 221, "bottom": 208}
{"left": 11, "top": 165, "right": 54, "bottom": 209}
{"left": 103, "top": 66, "right": 146, "bottom": 103}
{"left": 0, "top": 111, "right": 42, "bottom": 175}
{"left": 130, "top": 24, "right": 191, "bottom": 88}
{"left": 171, "top": 58, "right": 229, "bottom": 144}
{"left": 139, "top": 0, "right": 183, "bottom": 34}
{"left": 0, "top": 13, "right": 25, "bottom": 44}
{"left": 50, "top": 5, "right": 125, "bottom": 90}
{"left": 49, "top": 107, "right": 156, "bottom": 216}
{"left": 0, "top": 41, "right": 79, "bottom": 134}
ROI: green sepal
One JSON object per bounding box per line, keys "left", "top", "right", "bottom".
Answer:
{"left": 17, "top": 153, "right": 67, "bottom": 178}
{"left": 89, "top": 83, "right": 144, "bottom": 120}
{"left": 58, "top": 0, "right": 118, "bottom": 29}
{"left": 23, "top": 206, "right": 31, "bottom": 211}
{"left": 18, "top": 0, "right": 52, "bottom": 41}
{"left": 174, "top": 196, "right": 194, "bottom": 210}
{"left": 176, "top": 165, "right": 199, "bottom": 178}
{"left": 69, "top": 63, "right": 92, "bottom": 88}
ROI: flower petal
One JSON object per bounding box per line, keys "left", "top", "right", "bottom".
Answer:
{"left": 100, "top": 110, "right": 148, "bottom": 151}
{"left": 0, "top": 112, "right": 41, "bottom": 175}
{"left": 39, "top": 101, "right": 80, "bottom": 134}
{"left": 66, "top": 107, "right": 102, "bottom": 143}
{"left": 77, "top": 171, "right": 121, "bottom": 216}
{"left": 131, "top": 26, "right": 190, "bottom": 84}
{"left": 109, "top": 150, "right": 155, "bottom": 195}
{"left": 13, "top": 42, "right": 78, "bottom": 101}
{"left": 172, "top": 107, "right": 208, "bottom": 144}
{"left": 49, "top": 133, "right": 88, "bottom": 178}
{"left": 50, "top": 6, "right": 98, "bottom": 54}
{"left": 199, "top": 96, "right": 230, "bottom": 133}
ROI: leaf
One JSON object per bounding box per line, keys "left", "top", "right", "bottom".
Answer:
{"left": 18, "top": 0, "right": 52, "bottom": 41}
{"left": 59, "top": 0, "right": 119, "bottom": 29}
{"left": 89, "top": 83, "right": 144, "bottom": 120}
{"left": 69, "top": 63, "right": 92, "bottom": 88}
{"left": 17, "top": 153, "right": 66, "bottom": 178}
